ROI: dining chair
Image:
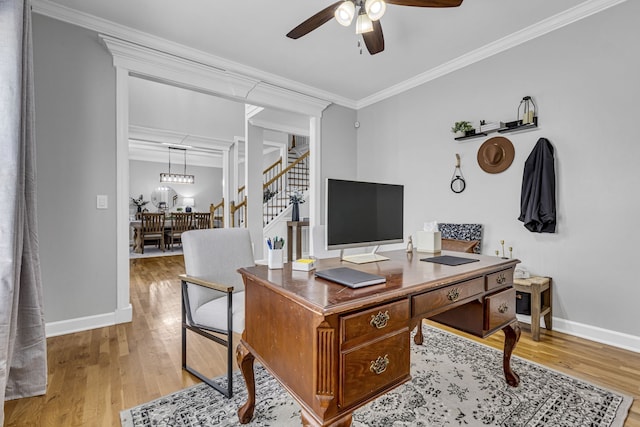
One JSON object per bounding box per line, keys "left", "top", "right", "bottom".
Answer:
{"left": 140, "top": 212, "right": 166, "bottom": 254}
{"left": 192, "top": 212, "right": 212, "bottom": 229}
{"left": 165, "top": 212, "right": 192, "bottom": 250}
{"left": 180, "top": 228, "right": 255, "bottom": 397}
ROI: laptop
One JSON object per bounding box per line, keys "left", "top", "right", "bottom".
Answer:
{"left": 315, "top": 267, "right": 386, "bottom": 288}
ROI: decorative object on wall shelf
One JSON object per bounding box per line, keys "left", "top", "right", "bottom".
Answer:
{"left": 451, "top": 121, "right": 474, "bottom": 138}
{"left": 498, "top": 116, "right": 538, "bottom": 133}
{"left": 450, "top": 153, "right": 466, "bottom": 193}
{"left": 479, "top": 120, "right": 504, "bottom": 133}
{"left": 477, "top": 136, "right": 514, "bottom": 174}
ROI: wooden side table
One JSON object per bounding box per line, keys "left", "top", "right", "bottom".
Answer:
{"left": 286, "top": 220, "right": 309, "bottom": 261}
{"left": 513, "top": 276, "right": 552, "bottom": 341}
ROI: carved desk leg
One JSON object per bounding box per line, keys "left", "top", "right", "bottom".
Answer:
{"left": 236, "top": 341, "right": 255, "bottom": 424}
{"left": 413, "top": 319, "right": 424, "bottom": 345}
{"left": 502, "top": 321, "right": 521, "bottom": 387}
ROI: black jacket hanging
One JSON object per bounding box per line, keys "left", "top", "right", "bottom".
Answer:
{"left": 518, "top": 138, "right": 556, "bottom": 233}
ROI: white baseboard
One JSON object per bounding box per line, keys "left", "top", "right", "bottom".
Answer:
{"left": 45, "top": 305, "right": 132, "bottom": 338}
{"left": 46, "top": 307, "right": 639, "bottom": 354}
{"left": 517, "top": 314, "right": 640, "bottom": 353}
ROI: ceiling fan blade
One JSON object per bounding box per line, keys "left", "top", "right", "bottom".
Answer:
{"left": 287, "top": 1, "right": 343, "bottom": 39}
{"left": 385, "top": 0, "right": 463, "bottom": 7}
{"left": 362, "top": 20, "right": 385, "bottom": 55}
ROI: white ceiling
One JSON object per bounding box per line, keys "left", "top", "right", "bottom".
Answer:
{"left": 34, "top": 0, "right": 621, "bottom": 108}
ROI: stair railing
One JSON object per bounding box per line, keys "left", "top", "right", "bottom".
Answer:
{"left": 263, "top": 150, "right": 309, "bottom": 226}
{"left": 230, "top": 150, "right": 309, "bottom": 227}
{"left": 230, "top": 196, "right": 247, "bottom": 228}
{"left": 209, "top": 198, "right": 224, "bottom": 228}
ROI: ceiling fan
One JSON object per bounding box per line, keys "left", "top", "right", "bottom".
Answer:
{"left": 286, "top": 0, "right": 463, "bottom": 55}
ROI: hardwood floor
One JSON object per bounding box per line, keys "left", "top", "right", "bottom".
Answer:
{"left": 4, "top": 255, "right": 639, "bottom": 426}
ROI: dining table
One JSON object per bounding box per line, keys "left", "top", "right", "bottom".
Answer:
{"left": 129, "top": 219, "right": 173, "bottom": 253}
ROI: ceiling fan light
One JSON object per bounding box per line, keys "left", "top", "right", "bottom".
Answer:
{"left": 365, "top": 0, "right": 386, "bottom": 21}
{"left": 355, "top": 12, "right": 374, "bottom": 34}
{"left": 335, "top": 1, "right": 355, "bottom": 27}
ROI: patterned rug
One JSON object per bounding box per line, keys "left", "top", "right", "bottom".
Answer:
{"left": 121, "top": 325, "right": 632, "bottom": 427}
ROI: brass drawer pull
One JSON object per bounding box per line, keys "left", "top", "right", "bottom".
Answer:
{"left": 498, "top": 302, "right": 509, "bottom": 313}
{"left": 496, "top": 273, "right": 506, "bottom": 285}
{"left": 370, "top": 311, "right": 390, "bottom": 329}
{"left": 447, "top": 288, "right": 460, "bottom": 301}
{"left": 369, "top": 354, "right": 389, "bottom": 375}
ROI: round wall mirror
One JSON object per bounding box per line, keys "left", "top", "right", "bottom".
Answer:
{"left": 150, "top": 186, "right": 178, "bottom": 209}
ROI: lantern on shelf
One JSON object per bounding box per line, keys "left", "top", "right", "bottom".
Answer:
{"left": 518, "top": 96, "right": 536, "bottom": 125}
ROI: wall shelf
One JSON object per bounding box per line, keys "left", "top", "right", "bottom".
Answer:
{"left": 453, "top": 117, "right": 538, "bottom": 141}
{"left": 498, "top": 117, "right": 538, "bottom": 133}
{"left": 454, "top": 132, "right": 488, "bottom": 141}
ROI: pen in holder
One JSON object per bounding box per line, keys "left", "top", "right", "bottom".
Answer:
{"left": 267, "top": 236, "right": 285, "bottom": 269}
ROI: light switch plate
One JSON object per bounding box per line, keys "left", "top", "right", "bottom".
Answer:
{"left": 97, "top": 195, "right": 108, "bottom": 209}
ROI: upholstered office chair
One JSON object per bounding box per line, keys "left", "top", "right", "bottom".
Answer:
{"left": 140, "top": 212, "right": 165, "bottom": 253}
{"left": 180, "top": 228, "right": 254, "bottom": 397}
{"left": 165, "top": 212, "right": 192, "bottom": 250}
{"left": 192, "top": 212, "right": 212, "bottom": 229}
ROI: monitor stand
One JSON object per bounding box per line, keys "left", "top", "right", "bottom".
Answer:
{"left": 340, "top": 247, "right": 389, "bottom": 264}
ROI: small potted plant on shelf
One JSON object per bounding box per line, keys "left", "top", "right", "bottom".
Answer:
{"left": 451, "top": 121, "right": 474, "bottom": 138}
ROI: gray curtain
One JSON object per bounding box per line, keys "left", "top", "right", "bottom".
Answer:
{"left": 0, "top": 0, "right": 47, "bottom": 422}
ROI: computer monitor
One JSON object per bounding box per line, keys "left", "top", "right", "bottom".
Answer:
{"left": 325, "top": 178, "right": 404, "bottom": 264}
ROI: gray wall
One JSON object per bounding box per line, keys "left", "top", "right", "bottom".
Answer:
{"left": 356, "top": 1, "right": 640, "bottom": 337}
{"left": 320, "top": 104, "right": 358, "bottom": 224}
{"left": 33, "top": 14, "right": 117, "bottom": 322}
{"left": 129, "top": 160, "right": 222, "bottom": 214}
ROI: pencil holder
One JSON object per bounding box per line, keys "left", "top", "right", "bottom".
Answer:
{"left": 268, "top": 249, "right": 284, "bottom": 269}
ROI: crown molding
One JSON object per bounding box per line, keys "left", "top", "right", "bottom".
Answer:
{"left": 357, "top": 0, "right": 629, "bottom": 108}
{"left": 32, "top": 0, "right": 626, "bottom": 111}
{"left": 31, "top": 0, "right": 346, "bottom": 110}
{"left": 129, "top": 125, "right": 234, "bottom": 151}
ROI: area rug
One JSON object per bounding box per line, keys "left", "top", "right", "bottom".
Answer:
{"left": 121, "top": 325, "right": 632, "bottom": 427}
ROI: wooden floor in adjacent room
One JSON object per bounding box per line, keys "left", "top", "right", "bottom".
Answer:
{"left": 4, "top": 255, "right": 639, "bottom": 426}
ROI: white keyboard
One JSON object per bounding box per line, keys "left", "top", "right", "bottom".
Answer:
{"left": 342, "top": 253, "right": 389, "bottom": 264}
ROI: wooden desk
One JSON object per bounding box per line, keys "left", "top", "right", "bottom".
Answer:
{"left": 237, "top": 250, "right": 521, "bottom": 427}
{"left": 286, "top": 220, "right": 309, "bottom": 261}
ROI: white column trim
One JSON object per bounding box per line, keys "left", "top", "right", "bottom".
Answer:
{"left": 115, "top": 66, "right": 132, "bottom": 324}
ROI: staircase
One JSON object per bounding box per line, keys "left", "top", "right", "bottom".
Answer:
{"left": 220, "top": 136, "right": 310, "bottom": 229}
{"left": 263, "top": 144, "right": 309, "bottom": 226}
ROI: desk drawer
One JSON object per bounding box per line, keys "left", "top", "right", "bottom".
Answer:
{"left": 342, "top": 300, "right": 409, "bottom": 343}
{"left": 484, "top": 287, "right": 516, "bottom": 331}
{"left": 340, "top": 330, "right": 410, "bottom": 408}
{"left": 486, "top": 268, "right": 514, "bottom": 291}
{"left": 412, "top": 277, "right": 484, "bottom": 316}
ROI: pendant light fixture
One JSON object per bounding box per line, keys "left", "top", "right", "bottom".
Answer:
{"left": 160, "top": 146, "right": 195, "bottom": 184}
{"left": 334, "top": 0, "right": 386, "bottom": 31}
{"left": 335, "top": 0, "right": 356, "bottom": 26}
{"left": 355, "top": 8, "right": 374, "bottom": 34}
{"left": 365, "top": 0, "right": 386, "bottom": 21}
